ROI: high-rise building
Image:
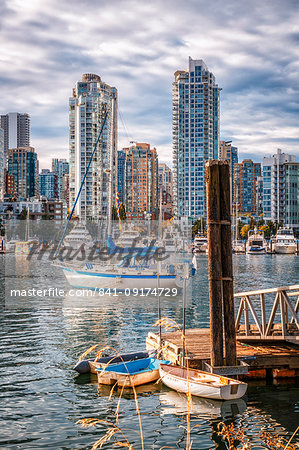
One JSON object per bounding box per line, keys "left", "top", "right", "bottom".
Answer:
{"left": 0, "top": 128, "right": 4, "bottom": 201}
{"left": 62, "top": 173, "right": 70, "bottom": 210}
{"left": 124, "top": 143, "right": 158, "bottom": 220}
{"left": 255, "top": 176, "right": 263, "bottom": 216}
{"left": 284, "top": 162, "right": 299, "bottom": 229}
{"left": 7, "top": 146, "right": 39, "bottom": 200}
{"left": 233, "top": 159, "right": 261, "bottom": 215}
{"left": 69, "top": 73, "right": 117, "bottom": 220}
{"left": 117, "top": 150, "right": 126, "bottom": 205}
{"left": 0, "top": 113, "right": 30, "bottom": 161}
{"left": 219, "top": 140, "right": 238, "bottom": 201}
{"left": 173, "top": 57, "right": 220, "bottom": 219}
{"left": 5, "top": 171, "right": 15, "bottom": 197}
{"left": 39, "top": 169, "right": 57, "bottom": 199}
{"left": 52, "top": 158, "right": 69, "bottom": 199}
{"left": 263, "top": 149, "right": 298, "bottom": 228}
{"left": 158, "top": 163, "right": 172, "bottom": 197}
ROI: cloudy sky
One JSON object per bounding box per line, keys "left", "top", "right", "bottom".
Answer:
{"left": 0, "top": 0, "right": 299, "bottom": 169}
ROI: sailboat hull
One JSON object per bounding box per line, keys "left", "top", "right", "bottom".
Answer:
{"left": 62, "top": 266, "right": 177, "bottom": 290}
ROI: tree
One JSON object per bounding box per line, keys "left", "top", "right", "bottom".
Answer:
{"left": 112, "top": 205, "right": 118, "bottom": 220}
{"left": 192, "top": 218, "right": 206, "bottom": 237}
{"left": 240, "top": 224, "right": 250, "bottom": 239}
{"left": 119, "top": 203, "right": 127, "bottom": 221}
{"left": 257, "top": 218, "right": 265, "bottom": 228}
{"left": 266, "top": 221, "right": 275, "bottom": 237}
{"left": 18, "top": 207, "right": 28, "bottom": 220}
{"left": 237, "top": 220, "right": 245, "bottom": 237}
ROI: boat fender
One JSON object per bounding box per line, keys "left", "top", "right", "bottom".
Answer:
{"left": 74, "top": 359, "right": 91, "bottom": 374}
{"left": 169, "top": 264, "right": 175, "bottom": 274}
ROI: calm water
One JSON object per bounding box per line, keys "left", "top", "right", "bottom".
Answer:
{"left": 0, "top": 253, "right": 298, "bottom": 449}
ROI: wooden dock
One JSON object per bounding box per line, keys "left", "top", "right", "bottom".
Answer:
{"left": 147, "top": 285, "right": 299, "bottom": 379}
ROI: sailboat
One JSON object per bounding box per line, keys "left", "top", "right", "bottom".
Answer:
{"left": 232, "top": 190, "right": 245, "bottom": 253}
{"left": 15, "top": 208, "right": 39, "bottom": 255}
{"left": 55, "top": 107, "right": 194, "bottom": 291}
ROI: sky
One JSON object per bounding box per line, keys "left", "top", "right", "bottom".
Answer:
{"left": 0, "top": 0, "right": 299, "bottom": 169}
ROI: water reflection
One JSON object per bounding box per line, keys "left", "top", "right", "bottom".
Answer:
{"left": 1, "top": 253, "right": 298, "bottom": 448}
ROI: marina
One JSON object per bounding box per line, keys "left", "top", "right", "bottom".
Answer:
{"left": 2, "top": 160, "right": 298, "bottom": 449}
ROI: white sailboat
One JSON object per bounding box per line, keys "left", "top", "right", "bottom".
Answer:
{"left": 56, "top": 104, "right": 192, "bottom": 291}
{"left": 15, "top": 209, "right": 39, "bottom": 255}
{"left": 232, "top": 196, "right": 245, "bottom": 253}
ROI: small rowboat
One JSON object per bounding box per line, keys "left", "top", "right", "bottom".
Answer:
{"left": 74, "top": 351, "right": 151, "bottom": 374}
{"left": 97, "top": 357, "right": 171, "bottom": 388}
{"left": 159, "top": 364, "right": 247, "bottom": 400}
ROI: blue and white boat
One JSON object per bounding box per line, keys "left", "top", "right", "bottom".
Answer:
{"left": 58, "top": 260, "right": 178, "bottom": 290}
{"left": 97, "top": 357, "right": 171, "bottom": 387}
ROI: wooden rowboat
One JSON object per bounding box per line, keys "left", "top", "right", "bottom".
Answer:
{"left": 74, "top": 351, "right": 151, "bottom": 374}
{"left": 159, "top": 364, "right": 247, "bottom": 400}
{"left": 97, "top": 357, "right": 170, "bottom": 388}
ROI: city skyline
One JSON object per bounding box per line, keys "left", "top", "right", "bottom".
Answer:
{"left": 0, "top": 0, "right": 299, "bottom": 169}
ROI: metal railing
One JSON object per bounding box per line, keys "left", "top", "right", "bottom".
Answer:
{"left": 234, "top": 285, "right": 299, "bottom": 340}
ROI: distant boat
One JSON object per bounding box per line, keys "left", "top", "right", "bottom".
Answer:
{"left": 63, "top": 223, "right": 93, "bottom": 249}
{"left": 273, "top": 227, "right": 297, "bottom": 254}
{"left": 15, "top": 239, "right": 39, "bottom": 255}
{"left": 193, "top": 234, "right": 208, "bottom": 253}
{"left": 232, "top": 239, "right": 246, "bottom": 254}
{"left": 15, "top": 208, "right": 39, "bottom": 255}
{"left": 96, "top": 357, "right": 171, "bottom": 387}
{"left": 74, "top": 350, "right": 152, "bottom": 374}
{"left": 246, "top": 228, "right": 266, "bottom": 255}
{"left": 159, "top": 364, "right": 247, "bottom": 400}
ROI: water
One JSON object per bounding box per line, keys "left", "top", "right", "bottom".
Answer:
{"left": 0, "top": 253, "right": 298, "bottom": 449}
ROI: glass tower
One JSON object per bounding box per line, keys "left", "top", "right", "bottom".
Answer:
{"left": 173, "top": 57, "right": 220, "bottom": 219}
{"left": 69, "top": 73, "right": 117, "bottom": 220}
{"left": 263, "top": 149, "right": 298, "bottom": 228}
{"left": 7, "top": 146, "right": 39, "bottom": 200}
{"left": 0, "top": 128, "right": 4, "bottom": 201}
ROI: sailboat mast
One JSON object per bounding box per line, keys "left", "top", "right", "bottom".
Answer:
{"left": 107, "top": 97, "right": 115, "bottom": 237}
{"left": 54, "top": 110, "right": 108, "bottom": 259}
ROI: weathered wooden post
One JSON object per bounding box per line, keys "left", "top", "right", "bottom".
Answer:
{"left": 219, "top": 162, "right": 237, "bottom": 366}
{"left": 206, "top": 160, "right": 224, "bottom": 367}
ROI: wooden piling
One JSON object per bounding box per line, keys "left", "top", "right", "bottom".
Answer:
{"left": 219, "top": 162, "right": 237, "bottom": 366}
{"left": 206, "top": 160, "right": 224, "bottom": 367}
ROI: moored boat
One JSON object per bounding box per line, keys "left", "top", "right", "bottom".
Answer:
{"left": 5, "top": 239, "right": 18, "bottom": 253}
{"left": 232, "top": 239, "right": 246, "bottom": 254}
{"left": 59, "top": 261, "right": 178, "bottom": 290}
{"left": 273, "top": 227, "right": 297, "bottom": 254}
{"left": 246, "top": 228, "right": 266, "bottom": 255}
{"left": 97, "top": 357, "right": 171, "bottom": 387}
{"left": 159, "top": 364, "right": 247, "bottom": 400}
{"left": 193, "top": 234, "right": 208, "bottom": 253}
{"left": 15, "top": 238, "right": 39, "bottom": 255}
{"left": 74, "top": 350, "right": 152, "bottom": 374}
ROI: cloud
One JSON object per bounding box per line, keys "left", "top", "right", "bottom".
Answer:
{"left": 0, "top": 0, "right": 298, "bottom": 169}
